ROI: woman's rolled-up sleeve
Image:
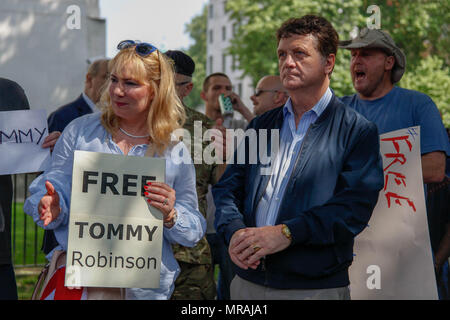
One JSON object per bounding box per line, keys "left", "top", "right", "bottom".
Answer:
{"left": 163, "top": 143, "right": 206, "bottom": 246}
{"left": 23, "top": 120, "right": 78, "bottom": 231}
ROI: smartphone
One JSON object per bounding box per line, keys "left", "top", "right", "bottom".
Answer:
{"left": 218, "top": 94, "right": 234, "bottom": 115}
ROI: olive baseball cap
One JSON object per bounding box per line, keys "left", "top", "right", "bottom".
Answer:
{"left": 339, "top": 28, "right": 406, "bottom": 83}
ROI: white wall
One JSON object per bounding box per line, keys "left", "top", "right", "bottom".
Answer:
{"left": 0, "top": 0, "right": 105, "bottom": 116}
{"left": 207, "top": 0, "right": 254, "bottom": 116}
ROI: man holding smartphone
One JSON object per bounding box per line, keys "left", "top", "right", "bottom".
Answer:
{"left": 200, "top": 72, "right": 256, "bottom": 300}
{"left": 201, "top": 72, "right": 254, "bottom": 128}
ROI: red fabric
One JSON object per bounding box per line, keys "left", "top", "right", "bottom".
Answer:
{"left": 40, "top": 267, "right": 84, "bottom": 300}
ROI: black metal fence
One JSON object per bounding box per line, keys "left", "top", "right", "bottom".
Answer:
{"left": 11, "top": 173, "right": 46, "bottom": 267}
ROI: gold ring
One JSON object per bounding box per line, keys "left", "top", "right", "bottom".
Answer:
{"left": 163, "top": 198, "right": 169, "bottom": 205}
{"left": 252, "top": 245, "right": 261, "bottom": 253}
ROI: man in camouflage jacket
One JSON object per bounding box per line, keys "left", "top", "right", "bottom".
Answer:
{"left": 165, "top": 50, "right": 217, "bottom": 299}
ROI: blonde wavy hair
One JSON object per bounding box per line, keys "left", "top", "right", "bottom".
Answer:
{"left": 99, "top": 45, "right": 185, "bottom": 154}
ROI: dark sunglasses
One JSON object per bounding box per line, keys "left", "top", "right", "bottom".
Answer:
{"left": 254, "top": 89, "right": 279, "bottom": 97}
{"left": 176, "top": 81, "right": 190, "bottom": 86}
{"left": 117, "top": 40, "right": 158, "bottom": 57}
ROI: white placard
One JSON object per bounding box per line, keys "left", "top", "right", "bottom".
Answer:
{"left": 0, "top": 109, "right": 51, "bottom": 174}
{"left": 65, "top": 150, "right": 165, "bottom": 288}
{"left": 350, "top": 126, "right": 438, "bottom": 299}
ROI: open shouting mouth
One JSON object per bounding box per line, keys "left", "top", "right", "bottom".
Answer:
{"left": 354, "top": 70, "right": 366, "bottom": 81}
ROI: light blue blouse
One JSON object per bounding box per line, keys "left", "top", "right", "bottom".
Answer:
{"left": 24, "top": 113, "right": 206, "bottom": 300}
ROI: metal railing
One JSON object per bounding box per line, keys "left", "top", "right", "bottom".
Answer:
{"left": 11, "top": 173, "right": 46, "bottom": 267}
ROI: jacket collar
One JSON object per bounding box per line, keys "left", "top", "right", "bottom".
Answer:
{"left": 250, "top": 91, "right": 339, "bottom": 219}
{"left": 282, "top": 87, "right": 332, "bottom": 121}
{"left": 76, "top": 94, "right": 94, "bottom": 115}
{"left": 269, "top": 89, "right": 337, "bottom": 130}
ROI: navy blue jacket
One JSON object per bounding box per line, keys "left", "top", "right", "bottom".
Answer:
{"left": 0, "top": 78, "right": 30, "bottom": 265}
{"left": 47, "top": 94, "right": 92, "bottom": 133}
{"left": 213, "top": 94, "right": 384, "bottom": 289}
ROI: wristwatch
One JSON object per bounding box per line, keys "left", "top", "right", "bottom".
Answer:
{"left": 164, "top": 208, "right": 178, "bottom": 228}
{"left": 281, "top": 224, "right": 292, "bottom": 241}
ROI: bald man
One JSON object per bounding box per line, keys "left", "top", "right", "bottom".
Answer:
{"left": 47, "top": 58, "right": 109, "bottom": 133}
{"left": 250, "top": 75, "right": 288, "bottom": 116}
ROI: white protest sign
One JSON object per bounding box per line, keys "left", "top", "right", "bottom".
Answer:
{"left": 0, "top": 109, "right": 51, "bottom": 174}
{"left": 350, "top": 126, "right": 438, "bottom": 299}
{"left": 65, "top": 150, "right": 165, "bottom": 288}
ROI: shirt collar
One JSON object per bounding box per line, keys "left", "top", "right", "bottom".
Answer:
{"left": 283, "top": 87, "right": 332, "bottom": 119}
{"left": 82, "top": 92, "right": 98, "bottom": 113}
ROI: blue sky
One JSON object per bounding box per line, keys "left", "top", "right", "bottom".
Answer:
{"left": 99, "top": 0, "right": 209, "bottom": 58}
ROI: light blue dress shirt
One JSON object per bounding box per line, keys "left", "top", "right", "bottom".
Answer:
{"left": 255, "top": 87, "right": 332, "bottom": 227}
{"left": 24, "top": 113, "right": 206, "bottom": 300}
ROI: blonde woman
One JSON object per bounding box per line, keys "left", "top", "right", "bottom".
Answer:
{"left": 24, "top": 40, "right": 205, "bottom": 300}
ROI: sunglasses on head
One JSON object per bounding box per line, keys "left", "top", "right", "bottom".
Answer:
{"left": 117, "top": 40, "right": 158, "bottom": 57}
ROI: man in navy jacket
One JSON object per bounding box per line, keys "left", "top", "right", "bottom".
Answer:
{"left": 47, "top": 58, "right": 109, "bottom": 133}
{"left": 213, "top": 15, "right": 384, "bottom": 299}
{"left": 0, "top": 78, "right": 59, "bottom": 299}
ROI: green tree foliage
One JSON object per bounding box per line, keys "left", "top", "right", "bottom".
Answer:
{"left": 365, "top": 0, "right": 450, "bottom": 70}
{"left": 183, "top": 5, "right": 208, "bottom": 109}
{"left": 224, "top": 0, "right": 450, "bottom": 126}
{"left": 226, "top": 0, "right": 364, "bottom": 89}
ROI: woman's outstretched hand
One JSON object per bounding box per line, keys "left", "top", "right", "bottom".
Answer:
{"left": 38, "top": 180, "right": 61, "bottom": 226}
